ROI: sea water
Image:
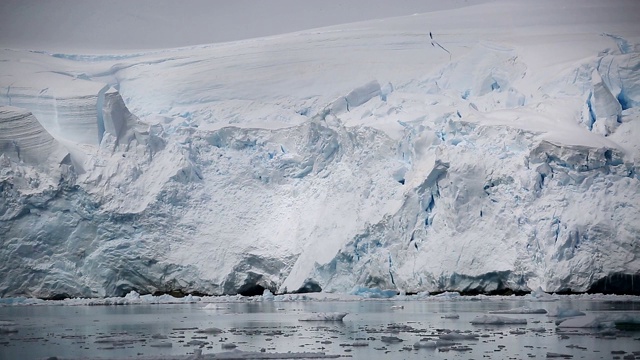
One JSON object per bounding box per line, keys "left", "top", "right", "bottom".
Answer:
{"left": 1, "top": 297, "right": 639, "bottom": 359}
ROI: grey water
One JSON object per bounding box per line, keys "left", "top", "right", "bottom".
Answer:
{"left": 1, "top": 298, "right": 640, "bottom": 359}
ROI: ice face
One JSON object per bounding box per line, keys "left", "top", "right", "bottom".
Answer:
{"left": 0, "top": 0, "right": 639, "bottom": 298}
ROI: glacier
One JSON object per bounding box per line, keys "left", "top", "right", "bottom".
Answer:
{"left": 0, "top": 0, "right": 639, "bottom": 299}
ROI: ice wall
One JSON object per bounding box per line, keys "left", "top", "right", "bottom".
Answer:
{"left": 0, "top": 0, "right": 639, "bottom": 298}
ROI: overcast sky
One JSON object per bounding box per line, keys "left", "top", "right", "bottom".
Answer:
{"left": 0, "top": 0, "right": 488, "bottom": 52}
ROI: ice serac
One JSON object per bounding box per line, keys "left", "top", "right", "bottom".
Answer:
{"left": 0, "top": 0, "right": 639, "bottom": 298}
{"left": 100, "top": 87, "right": 142, "bottom": 145}
{"left": 589, "top": 70, "right": 622, "bottom": 135}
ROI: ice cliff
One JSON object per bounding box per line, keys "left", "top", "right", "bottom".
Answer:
{"left": 0, "top": 0, "right": 639, "bottom": 298}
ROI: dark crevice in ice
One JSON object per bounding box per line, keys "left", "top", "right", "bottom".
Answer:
{"left": 617, "top": 91, "right": 631, "bottom": 111}
{"left": 42, "top": 293, "right": 72, "bottom": 301}
{"left": 237, "top": 284, "right": 267, "bottom": 297}
{"left": 588, "top": 273, "right": 640, "bottom": 295}
{"left": 293, "top": 279, "right": 322, "bottom": 294}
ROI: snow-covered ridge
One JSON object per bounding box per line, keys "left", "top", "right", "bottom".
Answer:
{"left": 0, "top": 0, "right": 639, "bottom": 298}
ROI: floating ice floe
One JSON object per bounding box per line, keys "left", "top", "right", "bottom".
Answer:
{"left": 195, "top": 327, "right": 225, "bottom": 334}
{"left": 0, "top": 320, "right": 18, "bottom": 334}
{"left": 413, "top": 340, "right": 437, "bottom": 349}
{"left": 380, "top": 335, "right": 403, "bottom": 343}
{"left": 299, "top": 312, "right": 348, "bottom": 321}
{"left": 529, "top": 327, "right": 547, "bottom": 333}
{"left": 439, "top": 331, "right": 479, "bottom": 341}
{"left": 557, "top": 314, "right": 601, "bottom": 328}
{"left": 557, "top": 314, "right": 640, "bottom": 329}
{"left": 440, "top": 345, "right": 473, "bottom": 352}
{"left": 413, "top": 339, "right": 457, "bottom": 349}
{"left": 210, "top": 350, "right": 341, "bottom": 359}
{"left": 441, "top": 314, "right": 460, "bottom": 319}
{"left": 546, "top": 307, "right": 586, "bottom": 318}
{"left": 470, "top": 315, "right": 528, "bottom": 325}
{"left": 489, "top": 307, "right": 547, "bottom": 314}
{"left": 149, "top": 341, "right": 172, "bottom": 348}
{"left": 546, "top": 352, "right": 574, "bottom": 358}
{"left": 341, "top": 341, "right": 369, "bottom": 347}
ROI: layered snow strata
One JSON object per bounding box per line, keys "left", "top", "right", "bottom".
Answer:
{"left": 0, "top": 58, "right": 142, "bottom": 147}
{"left": 1, "top": 74, "right": 105, "bottom": 145}
{"left": 0, "top": 106, "right": 67, "bottom": 165}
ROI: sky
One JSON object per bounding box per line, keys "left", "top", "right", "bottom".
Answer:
{"left": 0, "top": 0, "right": 489, "bottom": 52}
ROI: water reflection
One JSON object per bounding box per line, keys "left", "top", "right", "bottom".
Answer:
{"left": 1, "top": 298, "right": 639, "bottom": 359}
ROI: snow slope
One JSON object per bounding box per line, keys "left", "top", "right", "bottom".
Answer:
{"left": 0, "top": 0, "right": 639, "bottom": 298}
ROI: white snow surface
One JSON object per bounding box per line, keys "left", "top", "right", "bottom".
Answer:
{"left": 0, "top": 0, "right": 639, "bottom": 298}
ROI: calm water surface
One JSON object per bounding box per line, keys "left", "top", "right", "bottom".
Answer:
{"left": 1, "top": 298, "right": 640, "bottom": 359}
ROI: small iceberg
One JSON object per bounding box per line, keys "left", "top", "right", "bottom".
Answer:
{"left": 299, "top": 312, "right": 348, "bottom": 321}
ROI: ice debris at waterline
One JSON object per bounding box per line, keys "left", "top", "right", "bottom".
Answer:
{"left": 1, "top": 0, "right": 640, "bottom": 299}
{"left": 4, "top": 289, "right": 640, "bottom": 307}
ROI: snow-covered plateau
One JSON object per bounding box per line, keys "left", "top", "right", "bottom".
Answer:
{"left": 1, "top": 0, "right": 639, "bottom": 299}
